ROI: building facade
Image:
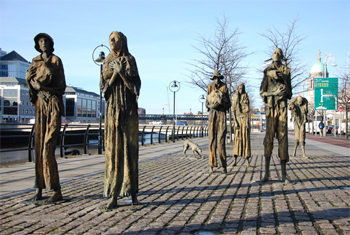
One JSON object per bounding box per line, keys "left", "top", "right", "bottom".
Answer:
{"left": 0, "top": 49, "right": 33, "bottom": 122}
{"left": 65, "top": 86, "right": 105, "bottom": 123}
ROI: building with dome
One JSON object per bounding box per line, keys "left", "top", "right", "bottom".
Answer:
{"left": 306, "top": 50, "right": 328, "bottom": 108}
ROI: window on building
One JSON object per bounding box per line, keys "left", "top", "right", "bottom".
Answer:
{"left": 66, "top": 98, "right": 75, "bottom": 116}
{"left": 92, "top": 101, "right": 96, "bottom": 117}
{"left": 20, "top": 64, "right": 28, "bottom": 79}
{"left": 77, "top": 98, "right": 82, "bottom": 117}
{"left": 82, "top": 99, "right": 87, "bottom": 117}
{"left": 4, "top": 107, "right": 17, "bottom": 115}
{"left": 87, "top": 100, "right": 92, "bottom": 117}
{"left": 0, "top": 64, "right": 8, "bottom": 77}
{"left": 4, "top": 89, "right": 17, "bottom": 97}
{"left": 4, "top": 98, "right": 18, "bottom": 106}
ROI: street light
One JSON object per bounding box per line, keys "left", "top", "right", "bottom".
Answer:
{"left": 323, "top": 52, "right": 337, "bottom": 137}
{"left": 169, "top": 80, "right": 180, "bottom": 142}
{"left": 199, "top": 94, "right": 206, "bottom": 137}
{"left": 92, "top": 44, "right": 110, "bottom": 154}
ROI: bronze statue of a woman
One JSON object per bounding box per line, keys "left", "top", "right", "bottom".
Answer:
{"left": 100, "top": 31, "right": 141, "bottom": 209}
{"left": 232, "top": 83, "right": 251, "bottom": 167}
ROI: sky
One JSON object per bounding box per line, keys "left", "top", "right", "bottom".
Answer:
{"left": 1, "top": 0, "right": 349, "bottom": 114}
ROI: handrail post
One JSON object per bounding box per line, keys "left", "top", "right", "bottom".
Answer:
{"left": 151, "top": 126, "right": 155, "bottom": 145}
{"left": 158, "top": 126, "right": 163, "bottom": 144}
{"left": 177, "top": 126, "right": 180, "bottom": 141}
{"left": 84, "top": 124, "right": 91, "bottom": 155}
{"left": 102, "top": 125, "right": 105, "bottom": 152}
{"left": 165, "top": 126, "right": 170, "bottom": 142}
{"left": 182, "top": 126, "right": 185, "bottom": 140}
{"left": 28, "top": 124, "right": 35, "bottom": 162}
{"left": 141, "top": 126, "right": 146, "bottom": 146}
{"left": 189, "top": 126, "right": 193, "bottom": 138}
{"left": 186, "top": 126, "right": 190, "bottom": 139}
{"left": 60, "top": 124, "right": 68, "bottom": 158}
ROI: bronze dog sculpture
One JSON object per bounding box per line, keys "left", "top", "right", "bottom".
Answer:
{"left": 183, "top": 140, "right": 203, "bottom": 158}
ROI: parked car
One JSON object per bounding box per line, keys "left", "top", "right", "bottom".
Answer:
{"left": 176, "top": 121, "right": 188, "bottom": 125}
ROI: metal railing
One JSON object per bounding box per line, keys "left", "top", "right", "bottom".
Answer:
{"left": 0, "top": 123, "right": 208, "bottom": 162}
{"left": 139, "top": 125, "right": 208, "bottom": 146}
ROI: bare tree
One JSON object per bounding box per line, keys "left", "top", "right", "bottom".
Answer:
{"left": 259, "top": 17, "right": 308, "bottom": 94}
{"left": 186, "top": 15, "right": 251, "bottom": 141}
{"left": 187, "top": 15, "right": 250, "bottom": 93}
{"left": 337, "top": 55, "right": 350, "bottom": 139}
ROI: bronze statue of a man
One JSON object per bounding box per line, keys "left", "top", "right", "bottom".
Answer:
{"left": 100, "top": 31, "right": 141, "bottom": 209}
{"left": 288, "top": 95, "right": 308, "bottom": 158}
{"left": 25, "top": 33, "right": 66, "bottom": 202}
{"left": 232, "top": 83, "right": 251, "bottom": 167}
{"left": 206, "top": 70, "right": 231, "bottom": 173}
{"left": 260, "top": 48, "right": 292, "bottom": 183}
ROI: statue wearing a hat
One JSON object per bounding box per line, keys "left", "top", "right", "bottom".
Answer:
{"left": 25, "top": 33, "right": 66, "bottom": 202}
{"left": 205, "top": 70, "right": 231, "bottom": 173}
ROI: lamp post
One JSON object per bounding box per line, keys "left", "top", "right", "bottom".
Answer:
{"left": 169, "top": 80, "right": 180, "bottom": 142}
{"left": 92, "top": 44, "right": 110, "bottom": 154}
{"left": 198, "top": 94, "right": 206, "bottom": 135}
{"left": 323, "top": 52, "right": 337, "bottom": 137}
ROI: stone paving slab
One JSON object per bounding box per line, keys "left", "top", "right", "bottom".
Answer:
{"left": 0, "top": 142, "right": 349, "bottom": 235}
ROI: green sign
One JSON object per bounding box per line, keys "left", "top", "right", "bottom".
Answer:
{"left": 314, "top": 77, "right": 338, "bottom": 110}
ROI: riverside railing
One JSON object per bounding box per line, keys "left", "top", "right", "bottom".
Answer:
{"left": 0, "top": 123, "right": 208, "bottom": 162}
{"left": 139, "top": 125, "right": 208, "bottom": 146}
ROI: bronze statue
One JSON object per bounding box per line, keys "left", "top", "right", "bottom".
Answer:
{"left": 25, "top": 33, "right": 66, "bottom": 202}
{"left": 100, "top": 31, "right": 141, "bottom": 209}
{"left": 183, "top": 139, "right": 203, "bottom": 158}
{"left": 288, "top": 95, "right": 308, "bottom": 158}
{"left": 206, "top": 70, "right": 231, "bottom": 173}
{"left": 260, "top": 48, "right": 292, "bottom": 183}
{"left": 232, "top": 83, "right": 251, "bottom": 167}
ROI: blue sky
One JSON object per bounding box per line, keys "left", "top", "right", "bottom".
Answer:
{"left": 1, "top": 0, "right": 349, "bottom": 114}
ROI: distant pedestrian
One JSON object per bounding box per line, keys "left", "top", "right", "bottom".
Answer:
{"left": 25, "top": 33, "right": 66, "bottom": 202}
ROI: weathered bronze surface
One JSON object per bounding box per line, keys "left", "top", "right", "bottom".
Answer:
{"left": 232, "top": 83, "right": 251, "bottom": 167}
{"left": 206, "top": 70, "right": 231, "bottom": 173}
{"left": 288, "top": 95, "right": 308, "bottom": 158}
{"left": 25, "top": 33, "right": 66, "bottom": 202}
{"left": 260, "top": 48, "right": 292, "bottom": 183}
{"left": 100, "top": 31, "right": 141, "bottom": 209}
{"left": 183, "top": 139, "right": 202, "bottom": 158}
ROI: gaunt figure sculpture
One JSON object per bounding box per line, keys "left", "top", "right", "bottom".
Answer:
{"left": 232, "top": 83, "right": 251, "bottom": 167}
{"left": 260, "top": 48, "right": 292, "bottom": 183}
{"left": 288, "top": 95, "right": 308, "bottom": 158}
{"left": 100, "top": 31, "right": 141, "bottom": 209}
{"left": 206, "top": 70, "right": 231, "bottom": 173}
{"left": 25, "top": 33, "right": 66, "bottom": 202}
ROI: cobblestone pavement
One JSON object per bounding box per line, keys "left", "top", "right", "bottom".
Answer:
{"left": 0, "top": 134, "right": 349, "bottom": 234}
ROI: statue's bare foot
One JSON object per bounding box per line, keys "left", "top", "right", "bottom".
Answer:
{"left": 261, "top": 175, "right": 270, "bottom": 182}
{"left": 209, "top": 167, "right": 213, "bottom": 173}
{"left": 283, "top": 178, "right": 290, "bottom": 184}
{"left": 106, "top": 197, "right": 118, "bottom": 209}
{"left": 32, "top": 192, "right": 43, "bottom": 201}
{"left": 47, "top": 190, "right": 62, "bottom": 202}
{"left": 132, "top": 194, "right": 139, "bottom": 205}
